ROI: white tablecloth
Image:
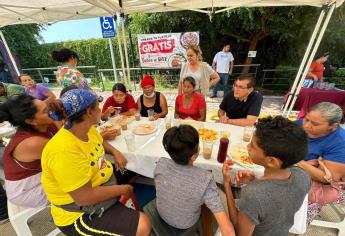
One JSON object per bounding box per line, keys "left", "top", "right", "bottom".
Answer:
{"left": 106, "top": 117, "right": 264, "bottom": 183}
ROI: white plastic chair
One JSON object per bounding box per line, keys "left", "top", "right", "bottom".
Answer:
{"left": 310, "top": 213, "right": 345, "bottom": 236}
{"left": 8, "top": 201, "right": 61, "bottom": 236}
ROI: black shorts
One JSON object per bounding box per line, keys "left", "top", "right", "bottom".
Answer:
{"left": 58, "top": 202, "right": 139, "bottom": 236}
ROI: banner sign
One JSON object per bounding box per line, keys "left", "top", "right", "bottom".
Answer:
{"left": 138, "top": 32, "right": 199, "bottom": 68}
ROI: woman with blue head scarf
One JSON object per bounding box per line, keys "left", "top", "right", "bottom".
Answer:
{"left": 41, "top": 89, "right": 151, "bottom": 236}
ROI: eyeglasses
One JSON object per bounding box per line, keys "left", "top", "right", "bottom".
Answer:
{"left": 233, "top": 84, "right": 249, "bottom": 90}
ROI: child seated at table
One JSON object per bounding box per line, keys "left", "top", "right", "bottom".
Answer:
{"left": 222, "top": 116, "right": 311, "bottom": 236}
{"left": 149, "top": 125, "right": 235, "bottom": 235}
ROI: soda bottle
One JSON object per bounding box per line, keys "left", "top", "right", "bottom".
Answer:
{"left": 217, "top": 134, "right": 229, "bottom": 163}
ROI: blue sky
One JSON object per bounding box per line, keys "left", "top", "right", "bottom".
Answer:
{"left": 40, "top": 18, "right": 104, "bottom": 43}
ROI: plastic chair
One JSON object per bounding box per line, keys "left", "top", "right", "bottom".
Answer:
{"left": 310, "top": 204, "right": 345, "bottom": 236}
{"left": 8, "top": 201, "right": 61, "bottom": 236}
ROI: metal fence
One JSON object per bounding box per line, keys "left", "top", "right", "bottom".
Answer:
{"left": 21, "top": 64, "right": 261, "bottom": 91}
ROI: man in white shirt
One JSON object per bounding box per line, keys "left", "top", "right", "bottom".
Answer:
{"left": 211, "top": 43, "right": 234, "bottom": 98}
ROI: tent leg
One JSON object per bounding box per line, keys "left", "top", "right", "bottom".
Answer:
{"left": 121, "top": 14, "right": 131, "bottom": 89}
{"left": 282, "top": 7, "right": 326, "bottom": 116}
{"left": 284, "top": 3, "right": 336, "bottom": 117}
{"left": 114, "top": 15, "right": 128, "bottom": 86}
{"left": 0, "top": 31, "right": 20, "bottom": 81}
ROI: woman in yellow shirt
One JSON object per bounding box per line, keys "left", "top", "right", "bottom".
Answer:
{"left": 41, "top": 89, "right": 151, "bottom": 236}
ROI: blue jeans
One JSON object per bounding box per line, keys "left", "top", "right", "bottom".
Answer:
{"left": 213, "top": 73, "right": 229, "bottom": 96}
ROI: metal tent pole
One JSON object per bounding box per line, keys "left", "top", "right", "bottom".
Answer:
{"left": 282, "top": 8, "right": 326, "bottom": 116}
{"left": 114, "top": 15, "right": 127, "bottom": 86}
{"left": 121, "top": 14, "right": 131, "bottom": 89}
{"left": 286, "top": 3, "right": 336, "bottom": 117}
{"left": 0, "top": 31, "right": 20, "bottom": 77}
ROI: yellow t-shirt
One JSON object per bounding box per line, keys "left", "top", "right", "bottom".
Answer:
{"left": 41, "top": 126, "right": 113, "bottom": 226}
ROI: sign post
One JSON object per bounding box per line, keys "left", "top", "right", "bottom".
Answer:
{"left": 100, "top": 17, "right": 118, "bottom": 82}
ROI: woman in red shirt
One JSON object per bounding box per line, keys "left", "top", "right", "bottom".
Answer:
{"left": 101, "top": 83, "right": 136, "bottom": 120}
{"left": 175, "top": 76, "right": 206, "bottom": 121}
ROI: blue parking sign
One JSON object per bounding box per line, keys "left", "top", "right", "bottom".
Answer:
{"left": 100, "top": 17, "right": 116, "bottom": 38}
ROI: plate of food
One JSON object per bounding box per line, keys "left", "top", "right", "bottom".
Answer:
{"left": 98, "top": 123, "right": 121, "bottom": 135}
{"left": 198, "top": 128, "right": 218, "bottom": 141}
{"left": 180, "top": 32, "right": 199, "bottom": 49}
{"left": 133, "top": 123, "right": 157, "bottom": 135}
{"left": 229, "top": 143, "right": 259, "bottom": 168}
{"left": 111, "top": 115, "right": 135, "bottom": 125}
{"left": 168, "top": 52, "right": 186, "bottom": 68}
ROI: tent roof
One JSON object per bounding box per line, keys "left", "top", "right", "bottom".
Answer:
{"left": 0, "top": 0, "right": 343, "bottom": 27}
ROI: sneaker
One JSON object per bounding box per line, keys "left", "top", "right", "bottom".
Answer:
{"left": 210, "top": 95, "right": 217, "bottom": 98}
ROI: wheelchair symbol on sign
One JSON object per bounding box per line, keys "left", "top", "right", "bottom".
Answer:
{"left": 102, "top": 18, "right": 112, "bottom": 30}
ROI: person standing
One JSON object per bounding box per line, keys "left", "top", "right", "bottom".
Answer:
{"left": 51, "top": 48, "right": 91, "bottom": 90}
{"left": 211, "top": 43, "right": 234, "bottom": 98}
{"left": 178, "top": 45, "right": 219, "bottom": 97}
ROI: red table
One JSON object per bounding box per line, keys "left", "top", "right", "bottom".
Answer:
{"left": 292, "top": 88, "right": 345, "bottom": 118}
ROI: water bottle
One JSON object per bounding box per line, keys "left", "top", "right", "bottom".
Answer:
{"left": 217, "top": 134, "right": 229, "bottom": 163}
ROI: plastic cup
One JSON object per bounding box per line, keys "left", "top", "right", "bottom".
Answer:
{"left": 202, "top": 141, "right": 214, "bottom": 160}
{"left": 147, "top": 109, "right": 154, "bottom": 121}
{"left": 124, "top": 134, "right": 135, "bottom": 152}
{"left": 120, "top": 121, "right": 128, "bottom": 131}
{"left": 243, "top": 126, "right": 254, "bottom": 142}
{"left": 165, "top": 117, "right": 172, "bottom": 129}
{"left": 134, "top": 110, "right": 141, "bottom": 121}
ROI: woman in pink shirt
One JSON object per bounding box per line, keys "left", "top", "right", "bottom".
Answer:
{"left": 175, "top": 76, "right": 206, "bottom": 121}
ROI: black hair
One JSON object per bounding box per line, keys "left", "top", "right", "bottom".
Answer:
{"left": 183, "top": 76, "right": 196, "bottom": 88}
{"left": 223, "top": 43, "right": 230, "bottom": 49}
{"left": 237, "top": 74, "right": 255, "bottom": 88}
{"left": 0, "top": 82, "right": 6, "bottom": 96}
{"left": 0, "top": 94, "right": 37, "bottom": 130}
{"left": 0, "top": 82, "right": 4, "bottom": 88}
{"left": 18, "top": 74, "right": 30, "bottom": 83}
{"left": 49, "top": 95, "right": 98, "bottom": 125}
{"left": 112, "top": 83, "right": 127, "bottom": 93}
{"left": 60, "top": 84, "right": 79, "bottom": 97}
{"left": 51, "top": 48, "right": 79, "bottom": 63}
{"left": 162, "top": 125, "right": 199, "bottom": 165}
{"left": 254, "top": 116, "right": 308, "bottom": 169}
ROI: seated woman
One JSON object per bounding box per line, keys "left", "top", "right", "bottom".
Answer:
{"left": 297, "top": 102, "right": 345, "bottom": 221}
{"left": 0, "top": 82, "right": 24, "bottom": 104}
{"left": 175, "top": 76, "right": 206, "bottom": 121}
{"left": 102, "top": 83, "right": 136, "bottom": 120}
{"left": 41, "top": 89, "right": 151, "bottom": 235}
{"left": 0, "top": 94, "right": 59, "bottom": 208}
{"left": 19, "top": 74, "right": 56, "bottom": 103}
{"left": 51, "top": 48, "right": 90, "bottom": 90}
{"left": 137, "top": 75, "right": 168, "bottom": 119}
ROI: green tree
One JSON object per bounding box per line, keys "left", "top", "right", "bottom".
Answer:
{"left": 1, "top": 24, "right": 43, "bottom": 68}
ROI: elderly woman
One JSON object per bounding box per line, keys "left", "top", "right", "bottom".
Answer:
{"left": 178, "top": 45, "right": 219, "bottom": 97}
{"left": 41, "top": 89, "right": 151, "bottom": 235}
{"left": 102, "top": 83, "right": 136, "bottom": 120}
{"left": 52, "top": 48, "right": 90, "bottom": 90}
{"left": 19, "top": 74, "right": 56, "bottom": 103}
{"left": 175, "top": 76, "right": 206, "bottom": 121}
{"left": 0, "top": 94, "right": 59, "bottom": 208}
{"left": 297, "top": 102, "right": 345, "bottom": 221}
{"left": 137, "top": 75, "right": 168, "bottom": 119}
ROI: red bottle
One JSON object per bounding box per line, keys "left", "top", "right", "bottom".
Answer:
{"left": 217, "top": 135, "right": 229, "bottom": 163}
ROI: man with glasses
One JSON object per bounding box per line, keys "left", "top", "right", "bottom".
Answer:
{"left": 218, "top": 74, "right": 263, "bottom": 126}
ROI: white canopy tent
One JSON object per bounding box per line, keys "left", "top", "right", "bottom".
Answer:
{"left": 0, "top": 0, "right": 343, "bottom": 25}
{"left": 0, "top": 0, "right": 343, "bottom": 116}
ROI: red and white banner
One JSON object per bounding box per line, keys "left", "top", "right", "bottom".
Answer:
{"left": 138, "top": 32, "right": 199, "bottom": 68}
